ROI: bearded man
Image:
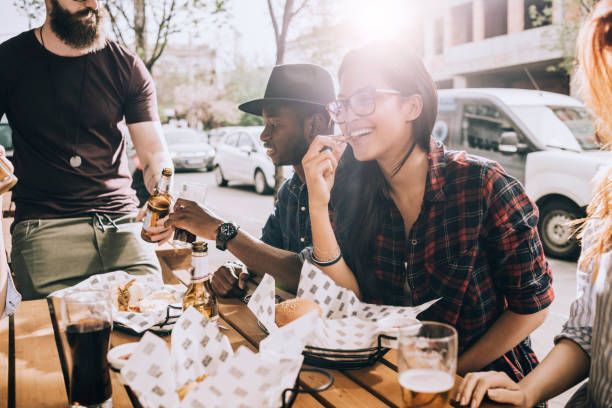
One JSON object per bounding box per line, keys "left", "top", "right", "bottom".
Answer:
{"left": 0, "top": 0, "right": 174, "bottom": 299}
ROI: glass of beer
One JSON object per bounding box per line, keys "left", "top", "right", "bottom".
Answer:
{"left": 173, "top": 182, "right": 207, "bottom": 245}
{"left": 61, "top": 291, "right": 113, "bottom": 408}
{"left": 397, "top": 321, "right": 457, "bottom": 408}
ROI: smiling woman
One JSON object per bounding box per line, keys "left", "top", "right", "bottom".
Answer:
{"left": 301, "top": 41, "right": 554, "bottom": 398}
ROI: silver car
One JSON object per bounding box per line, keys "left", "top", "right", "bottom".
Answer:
{"left": 213, "top": 126, "right": 291, "bottom": 194}
{"left": 165, "top": 127, "right": 215, "bottom": 171}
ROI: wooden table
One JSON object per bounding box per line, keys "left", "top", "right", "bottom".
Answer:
{"left": 0, "top": 296, "right": 512, "bottom": 408}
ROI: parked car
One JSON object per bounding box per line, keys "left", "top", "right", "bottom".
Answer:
{"left": 213, "top": 126, "right": 291, "bottom": 194}
{"left": 0, "top": 117, "right": 14, "bottom": 160}
{"left": 207, "top": 127, "right": 230, "bottom": 148}
{"left": 435, "top": 88, "right": 611, "bottom": 260}
{"left": 164, "top": 127, "right": 215, "bottom": 171}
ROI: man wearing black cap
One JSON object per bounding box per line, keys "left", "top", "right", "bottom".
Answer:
{"left": 166, "top": 64, "right": 335, "bottom": 295}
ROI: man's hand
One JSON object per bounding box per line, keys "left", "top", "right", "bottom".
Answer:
{"left": 143, "top": 215, "right": 174, "bottom": 244}
{"left": 0, "top": 145, "right": 13, "bottom": 172}
{"left": 165, "top": 198, "right": 224, "bottom": 240}
{"left": 211, "top": 261, "right": 249, "bottom": 297}
{"left": 135, "top": 205, "right": 147, "bottom": 222}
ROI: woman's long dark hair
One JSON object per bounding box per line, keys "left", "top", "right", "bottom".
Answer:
{"left": 331, "top": 41, "right": 438, "bottom": 300}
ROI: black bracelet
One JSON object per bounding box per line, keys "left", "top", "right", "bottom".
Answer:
{"left": 311, "top": 249, "right": 343, "bottom": 267}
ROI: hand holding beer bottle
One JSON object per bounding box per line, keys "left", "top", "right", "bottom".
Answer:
{"left": 0, "top": 145, "right": 17, "bottom": 195}
{"left": 172, "top": 182, "right": 208, "bottom": 245}
{"left": 165, "top": 198, "right": 224, "bottom": 241}
{"left": 141, "top": 168, "right": 174, "bottom": 243}
{"left": 398, "top": 322, "right": 458, "bottom": 408}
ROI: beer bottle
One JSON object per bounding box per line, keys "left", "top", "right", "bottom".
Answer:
{"left": 182, "top": 241, "right": 218, "bottom": 320}
{"left": 141, "top": 168, "right": 173, "bottom": 242}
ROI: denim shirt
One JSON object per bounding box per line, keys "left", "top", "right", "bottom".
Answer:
{"left": 261, "top": 173, "right": 312, "bottom": 253}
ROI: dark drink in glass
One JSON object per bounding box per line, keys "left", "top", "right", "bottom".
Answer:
{"left": 67, "top": 319, "right": 112, "bottom": 406}
{"left": 62, "top": 291, "right": 113, "bottom": 408}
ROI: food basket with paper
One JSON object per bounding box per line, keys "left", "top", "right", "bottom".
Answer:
{"left": 119, "top": 307, "right": 331, "bottom": 408}
{"left": 247, "top": 262, "right": 439, "bottom": 370}
{"left": 50, "top": 271, "right": 185, "bottom": 334}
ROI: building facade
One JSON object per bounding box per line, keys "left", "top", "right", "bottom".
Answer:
{"left": 423, "top": 0, "right": 573, "bottom": 95}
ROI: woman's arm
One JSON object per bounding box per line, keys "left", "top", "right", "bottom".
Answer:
{"left": 458, "top": 234, "right": 597, "bottom": 407}
{"left": 457, "top": 338, "right": 590, "bottom": 408}
{"left": 302, "top": 136, "right": 361, "bottom": 296}
{"left": 457, "top": 308, "right": 549, "bottom": 375}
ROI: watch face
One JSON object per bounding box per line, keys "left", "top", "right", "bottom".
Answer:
{"left": 220, "top": 223, "right": 236, "bottom": 238}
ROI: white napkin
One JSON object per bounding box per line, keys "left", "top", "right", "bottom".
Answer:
{"left": 248, "top": 262, "right": 439, "bottom": 349}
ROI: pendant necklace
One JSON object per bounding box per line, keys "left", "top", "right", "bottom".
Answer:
{"left": 40, "top": 26, "right": 86, "bottom": 168}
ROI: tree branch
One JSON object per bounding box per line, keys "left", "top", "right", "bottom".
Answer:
{"left": 291, "top": 0, "right": 308, "bottom": 19}
{"left": 104, "top": 3, "right": 128, "bottom": 48}
{"left": 267, "top": 0, "right": 281, "bottom": 46}
{"left": 109, "top": 0, "right": 135, "bottom": 30}
{"left": 149, "top": 0, "right": 176, "bottom": 71}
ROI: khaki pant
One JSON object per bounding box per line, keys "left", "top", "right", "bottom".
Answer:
{"left": 11, "top": 213, "right": 161, "bottom": 300}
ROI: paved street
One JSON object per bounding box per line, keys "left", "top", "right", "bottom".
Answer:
{"left": 176, "top": 169, "right": 580, "bottom": 406}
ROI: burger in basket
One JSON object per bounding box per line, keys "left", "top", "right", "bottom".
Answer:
{"left": 275, "top": 298, "right": 322, "bottom": 327}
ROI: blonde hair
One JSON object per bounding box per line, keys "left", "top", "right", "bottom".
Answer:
{"left": 575, "top": 0, "right": 612, "bottom": 277}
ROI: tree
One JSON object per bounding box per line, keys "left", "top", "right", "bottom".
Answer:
{"left": 266, "top": 0, "right": 310, "bottom": 199}
{"left": 533, "top": 0, "right": 598, "bottom": 75}
{"left": 13, "top": 0, "right": 227, "bottom": 73}
{"left": 12, "top": 0, "right": 45, "bottom": 29}
{"left": 174, "top": 81, "right": 239, "bottom": 129}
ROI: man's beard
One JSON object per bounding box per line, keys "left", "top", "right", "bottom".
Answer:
{"left": 49, "top": 0, "right": 106, "bottom": 50}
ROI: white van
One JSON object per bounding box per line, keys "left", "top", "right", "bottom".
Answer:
{"left": 435, "top": 89, "right": 610, "bottom": 260}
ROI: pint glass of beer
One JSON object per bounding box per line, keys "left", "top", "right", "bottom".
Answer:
{"left": 397, "top": 321, "right": 457, "bottom": 408}
{"left": 61, "top": 291, "right": 113, "bottom": 408}
{"left": 173, "top": 182, "right": 208, "bottom": 245}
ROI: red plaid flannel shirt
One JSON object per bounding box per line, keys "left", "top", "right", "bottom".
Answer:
{"left": 345, "top": 138, "right": 554, "bottom": 382}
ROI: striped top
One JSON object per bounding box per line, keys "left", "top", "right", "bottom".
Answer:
{"left": 555, "top": 225, "right": 612, "bottom": 407}
{"left": 2, "top": 271, "right": 21, "bottom": 319}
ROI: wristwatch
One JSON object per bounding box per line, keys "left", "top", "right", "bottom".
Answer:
{"left": 216, "top": 222, "right": 240, "bottom": 251}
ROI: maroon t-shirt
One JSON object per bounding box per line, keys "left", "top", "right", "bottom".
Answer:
{"left": 0, "top": 30, "right": 159, "bottom": 223}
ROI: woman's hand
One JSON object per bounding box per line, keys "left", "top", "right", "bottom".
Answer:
{"left": 455, "top": 371, "right": 529, "bottom": 408}
{"left": 302, "top": 136, "right": 346, "bottom": 209}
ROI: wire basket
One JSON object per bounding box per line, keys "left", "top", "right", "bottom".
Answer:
{"left": 113, "top": 304, "right": 183, "bottom": 336}
{"left": 281, "top": 367, "right": 334, "bottom": 408}
{"left": 302, "top": 334, "right": 396, "bottom": 370}
{"left": 255, "top": 317, "right": 396, "bottom": 370}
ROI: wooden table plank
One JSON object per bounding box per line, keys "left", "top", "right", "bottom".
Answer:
{"left": 0, "top": 314, "right": 8, "bottom": 408}
{"left": 219, "top": 297, "right": 392, "bottom": 408}
{"left": 13, "top": 300, "right": 68, "bottom": 407}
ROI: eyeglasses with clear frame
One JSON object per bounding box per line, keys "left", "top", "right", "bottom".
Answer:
{"left": 326, "top": 87, "right": 402, "bottom": 124}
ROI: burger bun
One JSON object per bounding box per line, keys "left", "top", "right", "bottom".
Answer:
{"left": 275, "top": 298, "right": 322, "bottom": 328}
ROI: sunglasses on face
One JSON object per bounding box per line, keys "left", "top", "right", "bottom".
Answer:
{"left": 326, "top": 87, "right": 402, "bottom": 124}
